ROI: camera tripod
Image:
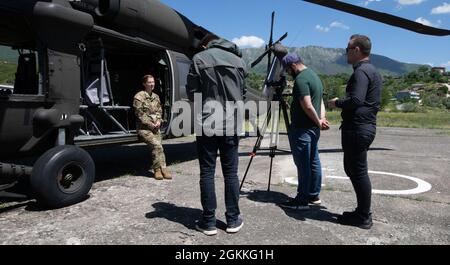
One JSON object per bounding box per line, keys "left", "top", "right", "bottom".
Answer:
{"left": 240, "top": 83, "right": 291, "bottom": 192}
{"left": 240, "top": 15, "right": 290, "bottom": 192}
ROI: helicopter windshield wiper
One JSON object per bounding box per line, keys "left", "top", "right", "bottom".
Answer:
{"left": 303, "top": 0, "right": 450, "bottom": 36}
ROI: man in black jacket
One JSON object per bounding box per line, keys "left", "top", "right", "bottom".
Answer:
{"left": 329, "top": 34, "right": 382, "bottom": 229}
{"left": 187, "top": 35, "right": 246, "bottom": 235}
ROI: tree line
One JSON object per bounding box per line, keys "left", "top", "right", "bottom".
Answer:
{"left": 245, "top": 66, "right": 450, "bottom": 112}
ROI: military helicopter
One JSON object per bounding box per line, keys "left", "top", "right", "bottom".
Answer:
{"left": 0, "top": 0, "right": 448, "bottom": 208}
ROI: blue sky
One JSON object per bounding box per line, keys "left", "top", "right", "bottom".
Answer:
{"left": 160, "top": 0, "right": 450, "bottom": 70}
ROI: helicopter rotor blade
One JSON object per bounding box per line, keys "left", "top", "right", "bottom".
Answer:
{"left": 251, "top": 32, "right": 288, "bottom": 68}
{"left": 267, "top": 11, "right": 275, "bottom": 74}
{"left": 269, "top": 11, "right": 275, "bottom": 46}
{"left": 275, "top": 32, "right": 288, "bottom": 44}
{"left": 251, "top": 49, "right": 271, "bottom": 68}
{"left": 267, "top": 51, "right": 272, "bottom": 74}
{"left": 303, "top": 0, "right": 450, "bottom": 36}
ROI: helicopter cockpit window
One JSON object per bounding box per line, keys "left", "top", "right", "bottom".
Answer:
{"left": 0, "top": 45, "right": 40, "bottom": 96}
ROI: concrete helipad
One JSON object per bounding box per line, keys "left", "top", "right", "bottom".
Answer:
{"left": 0, "top": 126, "right": 449, "bottom": 245}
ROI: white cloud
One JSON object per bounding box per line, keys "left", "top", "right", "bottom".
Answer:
{"left": 330, "top": 21, "right": 350, "bottom": 30}
{"left": 231, "top": 36, "right": 265, "bottom": 48}
{"left": 415, "top": 17, "right": 436, "bottom": 26}
{"left": 431, "top": 2, "right": 450, "bottom": 14}
{"left": 396, "top": 0, "right": 426, "bottom": 5}
{"left": 363, "top": 0, "right": 381, "bottom": 7}
{"left": 315, "top": 21, "right": 349, "bottom": 32}
{"left": 442, "top": 61, "right": 450, "bottom": 67}
{"left": 315, "top": 25, "right": 330, "bottom": 32}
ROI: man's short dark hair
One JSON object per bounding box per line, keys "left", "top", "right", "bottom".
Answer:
{"left": 350, "top": 34, "right": 371, "bottom": 56}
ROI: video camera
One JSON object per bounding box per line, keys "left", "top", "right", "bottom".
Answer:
{"left": 262, "top": 42, "right": 289, "bottom": 101}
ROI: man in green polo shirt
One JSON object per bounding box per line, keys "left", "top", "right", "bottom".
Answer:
{"left": 279, "top": 53, "right": 329, "bottom": 210}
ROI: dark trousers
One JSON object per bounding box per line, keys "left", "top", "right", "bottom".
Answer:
{"left": 341, "top": 127, "right": 376, "bottom": 218}
{"left": 196, "top": 135, "right": 240, "bottom": 227}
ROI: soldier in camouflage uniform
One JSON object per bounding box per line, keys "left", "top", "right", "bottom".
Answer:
{"left": 133, "top": 74, "right": 171, "bottom": 180}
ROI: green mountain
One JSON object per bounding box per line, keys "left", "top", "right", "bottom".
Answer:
{"left": 0, "top": 45, "right": 424, "bottom": 76}
{"left": 241, "top": 45, "right": 425, "bottom": 76}
{"left": 0, "top": 46, "right": 19, "bottom": 63}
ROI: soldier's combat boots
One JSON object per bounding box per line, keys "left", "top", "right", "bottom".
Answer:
{"left": 154, "top": 168, "right": 164, "bottom": 180}
{"left": 161, "top": 167, "right": 172, "bottom": 180}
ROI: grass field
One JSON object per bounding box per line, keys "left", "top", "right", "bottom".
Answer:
{"left": 326, "top": 110, "right": 450, "bottom": 130}
{"left": 246, "top": 109, "right": 450, "bottom": 134}
{"left": 0, "top": 62, "right": 16, "bottom": 85}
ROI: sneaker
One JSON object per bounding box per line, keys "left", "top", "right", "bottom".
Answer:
{"left": 279, "top": 198, "right": 310, "bottom": 210}
{"left": 338, "top": 212, "right": 373, "bottom": 229}
{"left": 226, "top": 217, "right": 244, "bottom": 233}
{"left": 195, "top": 221, "right": 217, "bottom": 236}
{"left": 309, "top": 196, "right": 321, "bottom": 205}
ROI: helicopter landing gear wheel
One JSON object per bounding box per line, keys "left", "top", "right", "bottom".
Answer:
{"left": 31, "top": 145, "right": 95, "bottom": 208}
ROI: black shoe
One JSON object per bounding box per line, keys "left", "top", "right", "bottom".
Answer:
{"left": 342, "top": 211, "right": 359, "bottom": 218}
{"left": 195, "top": 220, "right": 217, "bottom": 236}
{"left": 338, "top": 212, "right": 373, "bottom": 229}
{"left": 279, "top": 198, "right": 310, "bottom": 210}
{"left": 309, "top": 196, "right": 321, "bottom": 205}
{"left": 226, "top": 217, "right": 244, "bottom": 233}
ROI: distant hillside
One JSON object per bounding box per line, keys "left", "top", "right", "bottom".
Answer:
{"left": 241, "top": 45, "right": 424, "bottom": 76}
{"left": 0, "top": 46, "right": 19, "bottom": 63}
{"left": 0, "top": 45, "right": 424, "bottom": 76}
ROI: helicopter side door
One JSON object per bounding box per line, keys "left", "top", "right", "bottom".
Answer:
{"left": 165, "top": 51, "right": 195, "bottom": 137}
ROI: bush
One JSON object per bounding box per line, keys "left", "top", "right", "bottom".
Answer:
{"left": 321, "top": 74, "right": 348, "bottom": 104}
{"left": 443, "top": 98, "right": 450, "bottom": 110}
{"left": 246, "top": 73, "right": 265, "bottom": 91}
{"left": 397, "top": 102, "right": 417, "bottom": 112}
{"left": 381, "top": 86, "right": 393, "bottom": 109}
{"left": 437, "top": 86, "right": 448, "bottom": 96}
{"left": 422, "top": 94, "right": 444, "bottom": 108}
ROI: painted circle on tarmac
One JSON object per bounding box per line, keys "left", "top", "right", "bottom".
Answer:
{"left": 284, "top": 170, "right": 432, "bottom": 195}
{"left": 368, "top": 170, "right": 432, "bottom": 195}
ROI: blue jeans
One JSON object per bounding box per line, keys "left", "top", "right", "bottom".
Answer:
{"left": 288, "top": 127, "right": 322, "bottom": 204}
{"left": 196, "top": 135, "right": 240, "bottom": 227}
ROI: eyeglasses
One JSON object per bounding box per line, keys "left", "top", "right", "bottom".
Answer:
{"left": 346, "top": 46, "right": 357, "bottom": 54}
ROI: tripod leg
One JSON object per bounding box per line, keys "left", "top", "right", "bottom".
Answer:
{"left": 239, "top": 100, "right": 274, "bottom": 192}
{"left": 281, "top": 97, "right": 290, "bottom": 133}
{"left": 265, "top": 100, "right": 282, "bottom": 192}
{"left": 268, "top": 154, "right": 274, "bottom": 192}
{"left": 240, "top": 155, "right": 255, "bottom": 191}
